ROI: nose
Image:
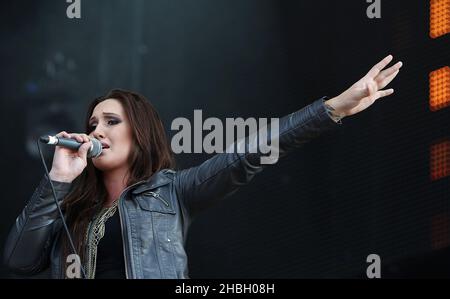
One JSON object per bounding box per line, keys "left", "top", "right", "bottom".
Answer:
{"left": 91, "top": 127, "right": 105, "bottom": 140}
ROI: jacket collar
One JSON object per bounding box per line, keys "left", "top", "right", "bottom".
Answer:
{"left": 131, "top": 170, "right": 173, "bottom": 195}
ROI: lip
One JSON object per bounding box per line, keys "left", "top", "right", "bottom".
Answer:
{"left": 101, "top": 142, "right": 110, "bottom": 149}
{"left": 99, "top": 147, "right": 109, "bottom": 156}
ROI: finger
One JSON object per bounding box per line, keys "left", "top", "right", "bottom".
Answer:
{"left": 367, "top": 81, "right": 378, "bottom": 96}
{"left": 367, "top": 55, "right": 394, "bottom": 78}
{"left": 69, "top": 133, "right": 89, "bottom": 143}
{"left": 376, "top": 88, "right": 395, "bottom": 99}
{"left": 378, "top": 70, "right": 400, "bottom": 90}
{"left": 376, "top": 61, "right": 402, "bottom": 83}
{"left": 79, "top": 133, "right": 90, "bottom": 143}
{"left": 71, "top": 133, "right": 84, "bottom": 143}
{"left": 78, "top": 141, "right": 92, "bottom": 158}
{"left": 376, "top": 61, "right": 403, "bottom": 80}
{"left": 56, "top": 131, "right": 69, "bottom": 138}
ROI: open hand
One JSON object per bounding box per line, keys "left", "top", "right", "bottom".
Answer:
{"left": 325, "top": 55, "right": 403, "bottom": 118}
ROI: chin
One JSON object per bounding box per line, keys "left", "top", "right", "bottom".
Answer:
{"left": 92, "top": 155, "right": 125, "bottom": 172}
{"left": 92, "top": 157, "right": 122, "bottom": 172}
{"left": 92, "top": 161, "right": 111, "bottom": 172}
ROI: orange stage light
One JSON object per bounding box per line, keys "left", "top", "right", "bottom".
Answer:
{"left": 429, "top": 66, "right": 450, "bottom": 111}
{"left": 430, "top": 0, "right": 450, "bottom": 38}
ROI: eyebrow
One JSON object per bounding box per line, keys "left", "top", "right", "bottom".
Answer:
{"left": 89, "top": 112, "right": 121, "bottom": 123}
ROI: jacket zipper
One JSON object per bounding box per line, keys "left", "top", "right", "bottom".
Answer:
{"left": 146, "top": 191, "right": 169, "bottom": 207}
{"left": 117, "top": 180, "right": 146, "bottom": 279}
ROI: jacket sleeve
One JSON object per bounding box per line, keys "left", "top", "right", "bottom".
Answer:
{"left": 3, "top": 176, "right": 71, "bottom": 275}
{"left": 174, "top": 97, "right": 341, "bottom": 217}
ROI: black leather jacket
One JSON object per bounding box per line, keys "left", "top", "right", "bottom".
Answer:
{"left": 3, "top": 97, "right": 340, "bottom": 278}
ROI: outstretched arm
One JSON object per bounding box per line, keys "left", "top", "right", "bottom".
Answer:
{"left": 175, "top": 54, "right": 403, "bottom": 218}
{"left": 174, "top": 97, "right": 338, "bottom": 218}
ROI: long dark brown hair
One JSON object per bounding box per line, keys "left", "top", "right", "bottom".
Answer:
{"left": 60, "top": 89, "right": 175, "bottom": 273}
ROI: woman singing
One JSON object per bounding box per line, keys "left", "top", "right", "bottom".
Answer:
{"left": 3, "top": 55, "right": 402, "bottom": 278}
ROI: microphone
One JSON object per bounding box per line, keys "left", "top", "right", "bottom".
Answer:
{"left": 39, "top": 135, "right": 102, "bottom": 158}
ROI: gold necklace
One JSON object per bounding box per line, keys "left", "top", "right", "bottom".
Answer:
{"left": 84, "top": 200, "right": 119, "bottom": 279}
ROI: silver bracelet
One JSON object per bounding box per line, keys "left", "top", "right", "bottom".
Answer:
{"left": 324, "top": 103, "right": 344, "bottom": 123}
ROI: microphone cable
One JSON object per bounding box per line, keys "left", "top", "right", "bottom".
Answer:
{"left": 36, "top": 139, "right": 87, "bottom": 279}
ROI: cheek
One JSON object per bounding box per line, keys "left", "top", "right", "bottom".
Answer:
{"left": 122, "top": 129, "right": 134, "bottom": 152}
{"left": 114, "top": 134, "right": 133, "bottom": 156}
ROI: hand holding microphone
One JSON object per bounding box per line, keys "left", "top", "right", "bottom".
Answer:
{"left": 41, "top": 131, "right": 102, "bottom": 183}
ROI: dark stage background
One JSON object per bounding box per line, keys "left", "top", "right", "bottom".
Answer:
{"left": 0, "top": 0, "right": 449, "bottom": 278}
